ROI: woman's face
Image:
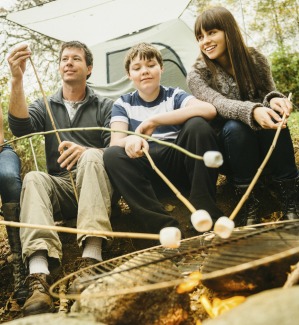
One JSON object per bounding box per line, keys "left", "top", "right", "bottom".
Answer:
{"left": 197, "top": 29, "right": 227, "bottom": 63}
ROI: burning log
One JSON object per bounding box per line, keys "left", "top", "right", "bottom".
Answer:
{"left": 201, "top": 225, "right": 299, "bottom": 293}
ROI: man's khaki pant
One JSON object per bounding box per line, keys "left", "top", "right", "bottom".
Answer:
{"left": 20, "top": 149, "right": 112, "bottom": 264}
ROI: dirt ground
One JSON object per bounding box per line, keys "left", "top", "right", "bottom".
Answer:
{"left": 0, "top": 140, "right": 298, "bottom": 324}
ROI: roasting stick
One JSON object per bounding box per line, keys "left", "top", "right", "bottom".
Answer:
{"left": 143, "top": 148, "right": 196, "bottom": 213}
{"left": 0, "top": 219, "right": 159, "bottom": 240}
{"left": 214, "top": 93, "right": 293, "bottom": 238}
{"left": 0, "top": 219, "right": 181, "bottom": 248}
{"left": 29, "top": 55, "right": 79, "bottom": 203}
{"left": 143, "top": 148, "right": 217, "bottom": 232}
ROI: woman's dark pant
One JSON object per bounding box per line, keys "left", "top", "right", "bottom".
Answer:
{"left": 0, "top": 145, "right": 22, "bottom": 203}
{"left": 219, "top": 120, "right": 297, "bottom": 185}
{"left": 103, "top": 117, "right": 223, "bottom": 234}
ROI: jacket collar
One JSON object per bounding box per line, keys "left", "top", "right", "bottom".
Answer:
{"left": 50, "top": 85, "right": 95, "bottom": 104}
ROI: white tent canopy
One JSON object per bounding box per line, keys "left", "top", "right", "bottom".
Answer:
{"left": 7, "top": 0, "right": 192, "bottom": 46}
{"left": 7, "top": 0, "right": 199, "bottom": 98}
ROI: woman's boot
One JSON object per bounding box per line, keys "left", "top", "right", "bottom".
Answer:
{"left": 2, "top": 203, "right": 28, "bottom": 305}
{"left": 272, "top": 176, "right": 299, "bottom": 220}
{"left": 234, "top": 184, "right": 260, "bottom": 226}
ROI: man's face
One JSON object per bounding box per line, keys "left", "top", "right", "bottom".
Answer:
{"left": 59, "top": 47, "right": 92, "bottom": 83}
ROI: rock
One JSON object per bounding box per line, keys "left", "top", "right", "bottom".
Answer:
{"left": 3, "top": 313, "right": 102, "bottom": 325}
{"left": 202, "top": 286, "right": 299, "bottom": 325}
{"left": 72, "top": 251, "right": 190, "bottom": 325}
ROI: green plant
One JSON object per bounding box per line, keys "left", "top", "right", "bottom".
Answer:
{"left": 270, "top": 49, "right": 299, "bottom": 109}
{"left": 1, "top": 93, "right": 46, "bottom": 178}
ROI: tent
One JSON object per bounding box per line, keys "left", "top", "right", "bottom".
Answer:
{"left": 7, "top": 0, "right": 198, "bottom": 99}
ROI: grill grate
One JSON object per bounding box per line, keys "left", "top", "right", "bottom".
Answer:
{"left": 50, "top": 220, "right": 299, "bottom": 300}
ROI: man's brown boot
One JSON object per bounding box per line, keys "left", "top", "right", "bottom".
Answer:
{"left": 23, "top": 273, "right": 55, "bottom": 316}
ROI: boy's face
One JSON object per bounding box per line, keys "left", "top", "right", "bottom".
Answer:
{"left": 128, "top": 55, "right": 163, "bottom": 98}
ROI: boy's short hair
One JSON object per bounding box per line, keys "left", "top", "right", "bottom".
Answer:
{"left": 124, "top": 42, "right": 163, "bottom": 74}
{"left": 59, "top": 40, "right": 93, "bottom": 79}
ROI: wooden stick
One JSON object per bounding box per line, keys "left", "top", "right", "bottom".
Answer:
{"left": 0, "top": 219, "right": 160, "bottom": 240}
{"left": 29, "top": 137, "right": 39, "bottom": 171}
{"left": 29, "top": 57, "right": 79, "bottom": 203}
{"left": 229, "top": 93, "right": 292, "bottom": 221}
{"left": 1, "top": 127, "right": 205, "bottom": 161}
{"left": 143, "top": 148, "right": 196, "bottom": 213}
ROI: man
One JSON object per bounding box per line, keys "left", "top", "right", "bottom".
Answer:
{"left": 7, "top": 41, "right": 113, "bottom": 315}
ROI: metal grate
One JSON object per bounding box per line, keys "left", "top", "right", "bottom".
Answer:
{"left": 50, "top": 220, "right": 299, "bottom": 300}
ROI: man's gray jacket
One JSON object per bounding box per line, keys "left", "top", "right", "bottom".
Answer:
{"left": 9, "top": 86, "right": 113, "bottom": 175}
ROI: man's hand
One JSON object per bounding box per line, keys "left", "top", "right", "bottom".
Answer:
{"left": 7, "top": 44, "right": 31, "bottom": 80}
{"left": 124, "top": 135, "right": 149, "bottom": 158}
{"left": 57, "top": 141, "right": 87, "bottom": 170}
{"left": 253, "top": 106, "right": 287, "bottom": 129}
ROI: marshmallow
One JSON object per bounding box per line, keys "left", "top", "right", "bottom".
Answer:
{"left": 214, "top": 216, "right": 235, "bottom": 239}
{"left": 159, "top": 227, "right": 181, "bottom": 248}
{"left": 191, "top": 210, "right": 213, "bottom": 232}
{"left": 203, "top": 151, "right": 223, "bottom": 168}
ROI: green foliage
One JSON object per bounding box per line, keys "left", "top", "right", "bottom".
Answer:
{"left": 269, "top": 49, "right": 299, "bottom": 109}
{"left": 289, "top": 111, "right": 299, "bottom": 139}
{"left": 1, "top": 86, "right": 46, "bottom": 179}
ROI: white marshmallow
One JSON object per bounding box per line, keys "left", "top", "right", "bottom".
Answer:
{"left": 214, "top": 216, "right": 235, "bottom": 239}
{"left": 191, "top": 210, "right": 213, "bottom": 232}
{"left": 159, "top": 227, "right": 181, "bottom": 248}
{"left": 203, "top": 151, "right": 223, "bottom": 168}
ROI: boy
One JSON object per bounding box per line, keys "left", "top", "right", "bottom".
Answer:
{"left": 103, "top": 42, "right": 223, "bottom": 235}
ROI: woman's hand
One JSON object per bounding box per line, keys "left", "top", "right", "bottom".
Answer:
{"left": 270, "top": 97, "right": 292, "bottom": 117}
{"left": 124, "top": 135, "right": 149, "bottom": 158}
{"left": 253, "top": 106, "right": 287, "bottom": 129}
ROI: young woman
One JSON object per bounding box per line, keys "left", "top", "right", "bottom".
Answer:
{"left": 187, "top": 6, "right": 298, "bottom": 226}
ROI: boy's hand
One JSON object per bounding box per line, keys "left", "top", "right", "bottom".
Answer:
{"left": 57, "top": 141, "right": 86, "bottom": 170}
{"left": 135, "top": 120, "right": 157, "bottom": 136}
{"left": 124, "top": 135, "right": 149, "bottom": 158}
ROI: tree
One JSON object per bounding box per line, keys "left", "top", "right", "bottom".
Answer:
{"left": 0, "top": 0, "right": 62, "bottom": 99}
{"left": 0, "top": 0, "right": 60, "bottom": 175}
{"left": 252, "top": 0, "right": 299, "bottom": 52}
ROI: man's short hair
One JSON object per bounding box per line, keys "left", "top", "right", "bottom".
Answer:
{"left": 124, "top": 42, "right": 163, "bottom": 74}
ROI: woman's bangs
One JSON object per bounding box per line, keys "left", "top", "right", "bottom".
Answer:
{"left": 201, "top": 12, "right": 222, "bottom": 32}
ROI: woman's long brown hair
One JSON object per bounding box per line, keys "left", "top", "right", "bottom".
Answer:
{"left": 194, "top": 6, "right": 264, "bottom": 100}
